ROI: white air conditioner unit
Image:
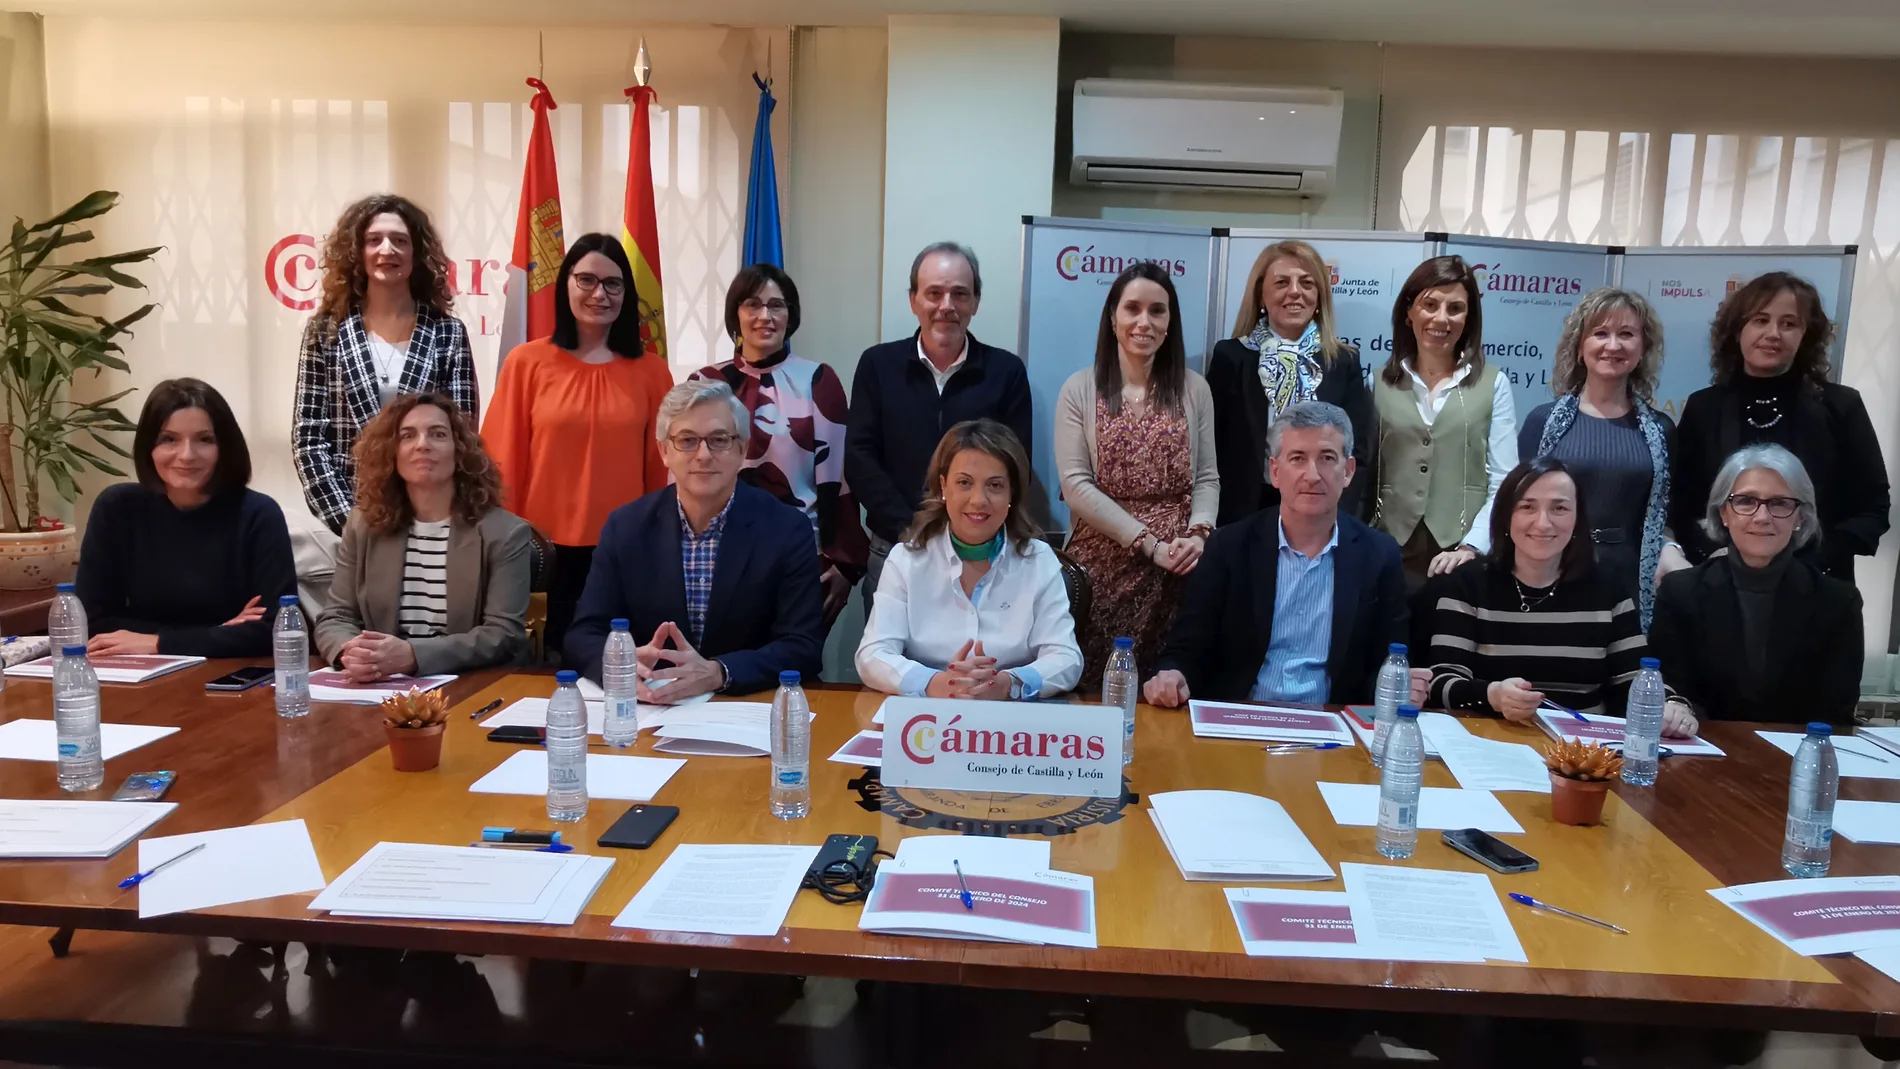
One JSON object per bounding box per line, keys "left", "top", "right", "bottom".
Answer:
{"left": 1070, "top": 79, "right": 1343, "bottom": 198}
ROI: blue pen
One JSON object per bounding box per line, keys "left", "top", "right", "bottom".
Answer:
{"left": 1507, "top": 892, "right": 1628, "bottom": 934}
{"left": 1265, "top": 742, "right": 1341, "bottom": 754}
{"left": 1540, "top": 698, "right": 1588, "bottom": 723}
{"left": 481, "top": 827, "right": 562, "bottom": 845}
{"left": 470, "top": 841, "right": 573, "bottom": 853}
{"left": 119, "top": 842, "right": 206, "bottom": 889}
{"left": 952, "top": 859, "right": 974, "bottom": 910}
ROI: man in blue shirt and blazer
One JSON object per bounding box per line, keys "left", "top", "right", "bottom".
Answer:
{"left": 565, "top": 380, "right": 824, "bottom": 697}
{"left": 1146, "top": 402, "right": 1426, "bottom": 708}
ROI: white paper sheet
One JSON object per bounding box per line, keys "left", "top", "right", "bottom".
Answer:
{"left": 469, "top": 749, "right": 685, "bottom": 802}
{"left": 1342, "top": 862, "right": 1526, "bottom": 963}
{"left": 0, "top": 719, "right": 179, "bottom": 762}
{"left": 612, "top": 843, "right": 820, "bottom": 936}
{"left": 826, "top": 729, "right": 883, "bottom": 767}
{"left": 893, "top": 833, "right": 1051, "bottom": 872}
{"left": 1533, "top": 709, "right": 1726, "bottom": 757}
{"left": 1148, "top": 790, "right": 1333, "bottom": 881}
{"left": 1832, "top": 800, "right": 1900, "bottom": 845}
{"left": 872, "top": 699, "right": 888, "bottom": 726}
{"left": 1225, "top": 887, "right": 1472, "bottom": 960}
{"left": 858, "top": 854, "right": 1097, "bottom": 948}
{"left": 1342, "top": 706, "right": 1451, "bottom": 760}
{"left": 1756, "top": 732, "right": 1900, "bottom": 780}
{"left": 136, "top": 819, "right": 327, "bottom": 919}
{"left": 1187, "top": 701, "right": 1355, "bottom": 744}
{"left": 7, "top": 653, "right": 202, "bottom": 684}
{"left": 1862, "top": 726, "right": 1900, "bottom": 759}
{"left": 306, "top": 670, "right": 455, "bottom": 705}
{"left": 1857, "top": 944, "right": 1900, "bottom": 983}
{"left": 1710, "top": 875, "right": 1900, "bottom": 956}
{"left": 481, "top": 696, "right": 671, "bottom": 737}
{"left": 1315, "top": 781, "right": 1525, "bottom": 835}
{"left": 0, "top": 798, "right": 176, "bottom": 858}
{"left": 310, "top": 842, "right": 612, "bottom": 924}
{"left": 1434, "top": 732, "right": 1552, "bottom": 793}
{"left": 653, "top": 703, "right": 812, "bottom": 757}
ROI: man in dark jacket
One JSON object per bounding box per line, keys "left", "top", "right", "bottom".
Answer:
{"left": 845, "top": 241, "right": 1033, "bottom": 613}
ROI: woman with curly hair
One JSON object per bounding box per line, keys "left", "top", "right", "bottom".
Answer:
{"left": 315, "top": 393, "right": 532, "bottom": 680}
{"left": 293, "top": 194, "right": 479, "bottom": 537}
{"left": 1670, "top": 271, "right": 1889, "bottom": 582}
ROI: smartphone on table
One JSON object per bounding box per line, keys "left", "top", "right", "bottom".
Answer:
{"left": 206, "top": 666, "right": 273, "bottom": 692}
{"left": 1442, "top": 828, "right": 1539, "bottom": 874}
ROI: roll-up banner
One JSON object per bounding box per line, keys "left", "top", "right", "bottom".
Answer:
{"left": 1218, "top": 230, "right": 1437, "bottom": 385}
{"left": 1616, "top": 247, "right": 1857, "bottom": 422}
{"left": 1440, "top": 236, "right": 1617, "bottom": 424}
{"left": 1018, "top": 218, "right": 1218, "bottom": 531}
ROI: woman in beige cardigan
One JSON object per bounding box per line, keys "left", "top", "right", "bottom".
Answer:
{"left": 316, "top": 393, "right": 533, "bottom": 679}
{"left": 1056, "top": 262, "right": 1219, "bottom": 689}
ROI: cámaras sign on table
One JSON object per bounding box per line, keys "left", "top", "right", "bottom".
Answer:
{"left": 879, "top": 697, "right": 1124, "bottom": 799}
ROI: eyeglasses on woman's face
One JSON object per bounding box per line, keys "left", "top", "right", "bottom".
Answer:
{"left": 1725, "top": 493, "right": 1800, "bottom": 518}
{"left": 572, "top": 273, "right": 625, "bottom": 297}
{"left": 739, "top": 297, "right": 788, "bottom": 317}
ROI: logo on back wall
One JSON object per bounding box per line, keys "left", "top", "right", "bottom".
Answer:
{"left": 264, "top": 234, "right": 320, "bottom": 311}
{"left": 1056, "top": 244, "right": 1189, "bottom": 283}
{"left": 1657, "top": 279, "right": 1708, "bottom": 299}
{"left": 1469, "top": 261, "right": 1585, "bottom": 297}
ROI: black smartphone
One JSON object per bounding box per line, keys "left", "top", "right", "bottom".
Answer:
{"left": 597, "top": 804, "right": 679, "bottom": 849}
{"left": 1442, "top": 828, "right": 1539, "bottom": 874}
{"left": 112, "top": 771, "right": 176, "bottom": 801}
{"left": 206, "top": 666, "right": 273, "bottom": 692}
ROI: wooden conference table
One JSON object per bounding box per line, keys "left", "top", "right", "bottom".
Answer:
{"left": 0, "top": 662, "right": 1896, "bottom": 1041}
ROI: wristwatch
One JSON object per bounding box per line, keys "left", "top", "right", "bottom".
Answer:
{"left": 1006, "top": 672, "right": 1024, "bottom": 700}
{"left": 713, "top": 658, "right": 731, "bottom": 693}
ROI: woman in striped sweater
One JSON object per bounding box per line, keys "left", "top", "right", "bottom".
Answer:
{"left": 1420, "top": 456, "right": 1697, "bottom": 733}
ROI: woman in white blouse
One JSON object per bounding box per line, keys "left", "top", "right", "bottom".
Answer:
{"left": 856, "top": 419, "right": 1082, "bottom": 700}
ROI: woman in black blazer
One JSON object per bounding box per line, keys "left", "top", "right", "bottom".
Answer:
{"left": 1207, "top": 240, "right": 1373, "bottom": 525}
{"left": 1669, "top": 271, "right": 1888, "bottom": 584}
{"left": 1650, "top": 444, "right": 1862, "bottom": 726}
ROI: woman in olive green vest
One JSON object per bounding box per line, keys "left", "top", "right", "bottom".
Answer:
{"left": 1371, "top": 256, "right": 1519, "bottom": 583}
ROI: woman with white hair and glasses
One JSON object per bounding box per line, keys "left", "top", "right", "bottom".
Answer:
{"left": 1520, "top": 288, "right": 1690, "bottom": 628}
{"left": 1649, "top": 444, "right": 1862, "bottom": 726}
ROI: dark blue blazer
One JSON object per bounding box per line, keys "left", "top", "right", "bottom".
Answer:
{"left": 1155, "top": 507, "right": 1407, "bottom": 705}
{"left": 564, "top": 482, "right": 825, "bottom": 692}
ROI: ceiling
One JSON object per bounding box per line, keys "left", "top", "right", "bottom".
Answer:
{"left": 21, "top": 0, "right": 1900, "bottom": 57}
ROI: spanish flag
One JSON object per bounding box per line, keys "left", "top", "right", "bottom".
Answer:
{"left": 622, "top": 83, "right": 667, "bottom": 362}
{"left": 499, "top": 78, "right": 565, "bottom": 369}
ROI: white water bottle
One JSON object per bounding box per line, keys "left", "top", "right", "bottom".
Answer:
{"left": 1376, "top": 705, "right": 1424, "bottom": 860}
{"left": 1620, "top": 657, "right": 1666, "bottom": 787}
{"left": 770, "top": 670, "right": 811, "bottom": 819}
{"left": 1370, "top": 643, "right": 1409, "bottom": 768}
{"left": 601, "top": 618, "right": 639, "bottom": 748}
{"left": 1102, "top": 636, "right": 1137, "bottom": 766}
{"left": 546, "top": 670, "right": 589, "bottom": 822}
{"left": 49, "top": 582, "right": 87, "bottom": 664}
{"left": 53, "top": 646, "right": 103, "bottom": 792}
{"left": 273, "top": 596, "right": 309, "bottom": 719}
{"left": 1782, "top": 722, "right": 1839, "bottom": 878}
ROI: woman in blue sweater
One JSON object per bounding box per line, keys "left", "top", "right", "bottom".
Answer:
{"left": 77, "top": 378, "right": 296, "bottom": 658}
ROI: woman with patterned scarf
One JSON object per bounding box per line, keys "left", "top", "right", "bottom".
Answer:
{"left": 1206, "top": 240, "right": 1374, "bottom": 526}
{"left": 1519, "top": 288, "right": 1691, "bottom": 628}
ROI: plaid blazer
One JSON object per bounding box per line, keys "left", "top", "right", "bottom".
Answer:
{"left": 292, "top": 307, "right": 479, "bottom": 533}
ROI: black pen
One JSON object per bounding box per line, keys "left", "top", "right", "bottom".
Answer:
{"left": 469, "top": 698, "right": 505, "bottom": 721}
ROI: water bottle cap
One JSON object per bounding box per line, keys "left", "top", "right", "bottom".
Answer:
{"left": 1806, "top": 721, "right": 1832, "bottom": 737}
{"left": 1640, "top": 656, "right": 1660, "bottom": 670}
{"left": 610, "top": 618, "right": 630, "bottom": 631}
{"left": 555, "top": 670, "right": 578, "bottom": 684}
{"left": 55, "top": 582, "right": 74, "bottom": 593}
{"left": 61, "top": 644, "right": 84, "bottom": 657}
{"left": 278, "top": 595, "right": 299, "bottom": 607}
{"left": 1389, "top": 643, "right": 1407, "bottom": 655}
{"left": 1397, "top": 704, "right": 1420, "bottom": 718}
{"left": 1113, "top": 636, "right": 1133, "bottom": 649}
{"left": 779, "top": 670, "right": 801, "bottom": 685}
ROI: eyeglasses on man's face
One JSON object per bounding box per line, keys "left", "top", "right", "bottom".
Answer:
{"left": 666, "top": 432, "right": 741, "bottom": 455}
{"left": 1726, "top": 493, "right": 1800, "bottom": 518}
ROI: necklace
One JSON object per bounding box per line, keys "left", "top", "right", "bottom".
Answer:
{"left": 1514, "top": 577, "right": 1558, "bottom": 612}
{"left": 1743, "top": 396, "right": 1784, "bottom": 430}
{"left": 369, "top": 334, "right": 408, "bottom": 386}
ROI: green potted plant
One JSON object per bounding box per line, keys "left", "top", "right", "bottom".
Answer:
{"left": 0, "top": 191, "right": 158, "bottom": 589}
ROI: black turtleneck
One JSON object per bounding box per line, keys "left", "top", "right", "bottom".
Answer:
{"left": 1725, "top": 548, "right": 1792, "bottom": 687}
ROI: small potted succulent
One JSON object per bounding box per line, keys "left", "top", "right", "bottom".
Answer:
{"left": 381, "top": 688, "right": 450, "bottom": 772}
{"left": 1543, "top": 738, "right": 1623, "bottom": 826}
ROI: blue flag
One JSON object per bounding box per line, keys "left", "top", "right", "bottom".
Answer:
{"left": 742, "top": 73, "right": 783, "bottom": 268}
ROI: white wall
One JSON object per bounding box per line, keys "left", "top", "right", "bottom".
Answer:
{"left": 880, "top": 15, "right": 1060, "bottom": 352}
{"left": 0, "top": 12, "right": 49, "bottom": 230}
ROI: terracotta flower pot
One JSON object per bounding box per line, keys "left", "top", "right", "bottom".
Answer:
{"left": 0, "top": 525, "right": 78, "bottom": 591}
{"left": 1549, "top": 771, "right": 1611, "bottom": 826}
{"left": 386, "top": 723, "right": 445, "bottom": 772}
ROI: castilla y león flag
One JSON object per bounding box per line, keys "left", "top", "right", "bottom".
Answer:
{"left": 622, "top": 83, "right": 667, "bottom": 361}
{"left": 499, "top": 77, "right": 565, "bottom": 369}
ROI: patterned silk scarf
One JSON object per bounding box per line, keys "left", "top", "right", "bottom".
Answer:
{"left": 1246, "top": 318, "right": 1324, "bottom": 427}
{"left": 1535, "top": 392, "right": 1671, "bottom": 630}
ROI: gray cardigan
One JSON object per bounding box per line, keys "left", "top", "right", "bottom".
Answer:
{"left": 315, "top": 506, "right": 534, "bottom": 676}
{"left": 1054, "top": 368, "right": 1220, "bottom": 547}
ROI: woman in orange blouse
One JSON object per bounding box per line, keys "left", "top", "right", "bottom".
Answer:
{"left": 483, "top": 233, "right": 672, "bottom": 661}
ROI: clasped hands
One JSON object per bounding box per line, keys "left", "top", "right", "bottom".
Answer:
{"left": 1145, "top": 534, "right": 1205, "bottom": 576}
{"left": 337, "top": 629, "right": 418, "bottom": 682}
{"left": 88, "top": 595, "right": 270, "bottom": 658}
{"left": 925, "top": 639, "right": 1018, "bottom": 701}
{"left": 635, "top": 621, "right": 726, "bottom": 703}
{"left": 1486, "top": 677, "right": 1699, "bottom": 736}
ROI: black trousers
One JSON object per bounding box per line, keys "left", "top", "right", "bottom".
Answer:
{"left": 547, "top": 543, "right": 596, "bottom": 668}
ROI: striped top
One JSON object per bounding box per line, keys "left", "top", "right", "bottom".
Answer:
{"left": 1253, "top": 519, "right": 1338, "bottom": 705}
{"left": 397, "top": 519, "right": 451, "bottom": 639}
{"left": 1422, "top": 560, "right": 1655, "bottom": 716}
